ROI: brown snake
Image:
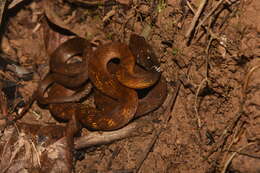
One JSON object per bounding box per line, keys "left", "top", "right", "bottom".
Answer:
{"left": 37, "top": 34, "right": 166, "bottom": 130}
{"left": 93, "top": 34, "right": 167, "bottom": 117}
{"left": 32, "top": 34, "right": 167, "bottom": 172}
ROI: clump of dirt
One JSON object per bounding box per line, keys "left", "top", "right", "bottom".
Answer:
{"left": 0, "top": 0, "right": 259, "bottom": 173}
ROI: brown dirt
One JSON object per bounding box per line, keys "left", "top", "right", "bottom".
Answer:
{"left": 0, "top": 0, "right": 259, "bottom": 173}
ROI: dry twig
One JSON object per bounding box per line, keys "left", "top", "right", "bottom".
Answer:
{"left": 242, "top": 65, "right": 260, "bottom": 100}
{"left": 205, "top": 111, "right": 243, "bottom": 160}
{"left": 221, "top": 142, "right": 257, "bottom": 173}
{"left": 0, "top": 0, "right": 7, "bottom": 26}
{"left": 195, "top": 0, "right": 226, "bottom": 35}
{"left": 194, "top": 36, "right": 213, "bottom": 128}
{"left": 186, "top": 1, "right": 220, "bottom": 42}
{"left": 135, "top": 82, "right": 181, "bottom": 173}
{"left": 185, "top": 0, "right": 208, "bottom": 44}
{"left": 74, "top": 119, "right": 154, "bottom": 149}
{"left": 8, "top": 0, "right": 24, "bottom": 9}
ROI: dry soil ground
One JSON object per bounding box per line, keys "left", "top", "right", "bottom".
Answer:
{"left": 0, "top": 0, "right": 259, "bottom": 173}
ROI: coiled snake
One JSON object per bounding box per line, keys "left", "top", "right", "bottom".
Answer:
{"left": 34, "top": 34, "right": 167, "bottom": 172}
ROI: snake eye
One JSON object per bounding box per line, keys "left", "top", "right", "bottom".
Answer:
{"left": 109, "top": 58, "right": 120, "bottom": 64}
{"left": 107, "top": 58, "right": 121, "bottom": 74}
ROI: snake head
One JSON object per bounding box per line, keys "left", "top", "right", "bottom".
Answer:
{"left": 129, "top": 34, "right": 161, "bottom": 73}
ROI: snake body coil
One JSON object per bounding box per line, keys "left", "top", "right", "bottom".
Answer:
{"left": 36, "top": 34, "right": 167, "bottom": 131}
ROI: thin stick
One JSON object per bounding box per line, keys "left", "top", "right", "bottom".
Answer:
{"left": 74, "top": 120, "right": 154, "bottom": 149}
{"left": 195, "top": 0, "right": 226, "bottom": 35}
{"left": 8, "top": 0, "right": 24, "bottom": 9}
{"left": 221, "top": 143, "right": 256, "bottom": 173}
{"left": 185, "top": 0, "right": 208, "bottom": 44}
{"left": 135, "top": 82, "right": 181, "bottom": 173}
{"left": 135, "top": 129, "right": 161, "bottom": 173}
{"left": 205, "top": 111, "right": 243, "bottom": 160}
{"left": 0, "top": 0, "right": 7, "bottom": 26}
{"left": 226, "top": 149, "right": 260, "bottom": 159}
{"left": 194, "top": 78, "right": 207, "bottom": 128}
{"left": 186, "top": 1, "right": 220, "bottom": 42}
{"left": 242, "top": 65, "right": 260, "bottom": 100}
